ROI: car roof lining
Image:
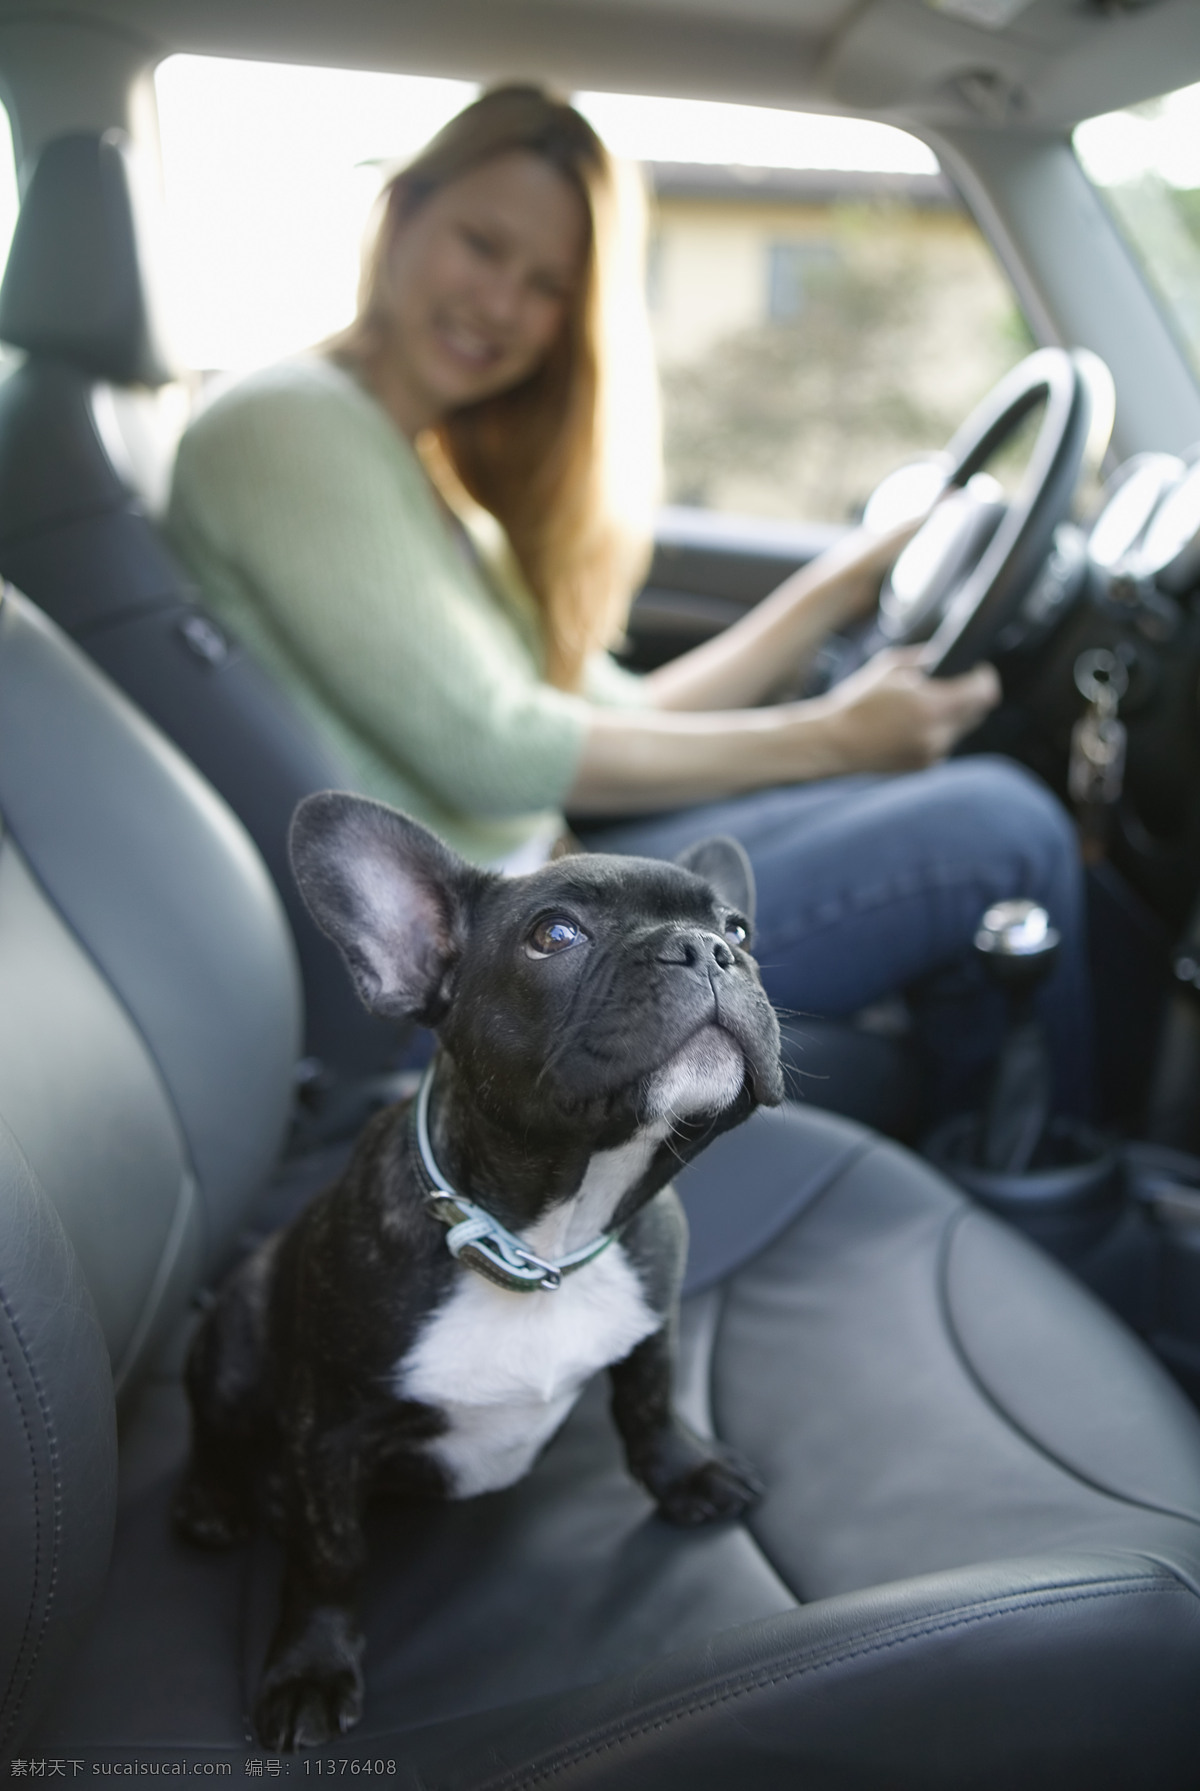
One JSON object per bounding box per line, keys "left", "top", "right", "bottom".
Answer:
{"left": 0, "top": 0, "right": 1197, "bottom": 136}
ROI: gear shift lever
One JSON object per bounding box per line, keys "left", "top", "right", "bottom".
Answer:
{"left": 973, "top": 900, "right": 1061, "bottom": 1173}
{"left": 925, "top": 899, "right": 1114, "bottom": 1260}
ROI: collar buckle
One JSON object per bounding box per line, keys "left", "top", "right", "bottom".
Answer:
{"left": 509, "top": 1245, "right": 563, "bottom": 1291}
{"left": 415, "top": 1068, "right": 612, "bottom": 1294}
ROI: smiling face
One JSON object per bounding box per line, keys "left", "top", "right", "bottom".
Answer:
{"left": 370, "top": 150, "right": 589, "bottom": 437}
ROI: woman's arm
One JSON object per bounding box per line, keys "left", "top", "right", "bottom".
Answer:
{"left": 171, "top": 372, "right": 993, "bottom": 831}
{"left": 642, "top": 517, "right": 919, "bottom": 714}
{"left": 568, "top": 648, "right": 1000, "bottom": 814}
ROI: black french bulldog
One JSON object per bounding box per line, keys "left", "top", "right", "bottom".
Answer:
{"left": 174, "top": 793, "right": 783, "bottom": 1751}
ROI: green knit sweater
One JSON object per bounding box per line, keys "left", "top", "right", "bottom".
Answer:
{"left": 166, "top": 356, "right": 647, "bottom": 865}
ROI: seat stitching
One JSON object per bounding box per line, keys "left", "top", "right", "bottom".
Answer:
{"left": 937, "top": 1207, "right": 1200, "bottom": 1529}
{"left": 0, "top": 1279, "right": 58, "bottom": 1752}
{"left": 471, "top": 1577, "right": 1185, "bottom": 1790}
{"left": 0, "top": 1317, "right": 41, "bottom": 1741}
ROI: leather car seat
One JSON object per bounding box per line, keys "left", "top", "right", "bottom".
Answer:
{"left": 0, "top": 128, "right": 407, "bottom": 1094}
{"left": 3, "top": 585, "right": 1200, "bottom": 1786}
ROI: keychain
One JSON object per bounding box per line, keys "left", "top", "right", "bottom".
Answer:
{"left": 1069, "top": 647, "right": 1128, "bottom": 860}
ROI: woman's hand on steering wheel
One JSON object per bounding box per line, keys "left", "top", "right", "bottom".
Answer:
{"left": 812, "top": 513, "right": 935, "bottom": 635}
{"left": 815, "top": 646, "right": 1000, "bottom": 774}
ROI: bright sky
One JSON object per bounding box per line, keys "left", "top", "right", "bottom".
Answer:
{"left": 1074, "top": 80, "right": 1200, "bottom": 189}
{"left": 152, "top": 55, "right": 939, "bottom": 372}
{"left": 576, "top": 90, "right": 937, "bottom": 174}
{"left": 0, "top": 110, "right": 18, "bottom": 302}
{"left": 154, "top": 60, "right": 477, "bottom": 371}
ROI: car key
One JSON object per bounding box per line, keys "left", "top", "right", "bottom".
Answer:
{"left": 1069, "top": 648, "right": 1128, "bottom": 858}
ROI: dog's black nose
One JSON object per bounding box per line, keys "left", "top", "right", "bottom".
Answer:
{"left": 657, "top": 929, "right": 736, "bottom": 972}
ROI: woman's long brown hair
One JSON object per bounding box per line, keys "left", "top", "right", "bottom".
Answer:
{"left": 331, "top": 84, "right": 660, "bottom": 691}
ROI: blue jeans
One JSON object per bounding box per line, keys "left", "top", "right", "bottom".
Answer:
{"left": 577, "top": 756, "right": 1092, "bottom": 1123}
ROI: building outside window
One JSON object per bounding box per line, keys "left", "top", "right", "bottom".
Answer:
{"left": 645, "top": 161, "right": 1030, "bottom": 518}
{"left": 765, "top": 239, "right": 833, "bottom": 322}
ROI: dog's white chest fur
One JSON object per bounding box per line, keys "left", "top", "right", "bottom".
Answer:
{"left": 392, "top": 1135, "right": 663, "bottom": 1499}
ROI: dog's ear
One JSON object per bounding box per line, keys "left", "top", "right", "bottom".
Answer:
{"left": 675, "top": 835, "right": 756, "bottom": 924}
{"left": 289, "top": 794, "right": 487, "bottom": 1024}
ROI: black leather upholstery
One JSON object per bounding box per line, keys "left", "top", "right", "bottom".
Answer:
{"left": 0, "top": 590, "right": 300, "bottom": 1274}
{"left": 22, "top": 1107, "right": 1200, "bottom": 1786}
{"left": 0, "top": 131, "right": 172, "bottom": 388}
{"left": 4, "top": 592, "right": 1200, "bottom": 1780}
{"left": 0, "top": 1121, "right": 117, "bottom": 1759}
{"left": 0, "top": 587, "right": 305, "bottom": 1743}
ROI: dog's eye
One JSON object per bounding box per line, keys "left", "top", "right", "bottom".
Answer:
{"left": 526, "top": 915, "right": 586, "bottom": 958}
{"left": 724, "top": 918, "right": 749, "bottom": 948}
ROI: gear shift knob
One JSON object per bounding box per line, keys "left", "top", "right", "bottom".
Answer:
{"left": 973, "top": 900, "right": 1060, "bottom": 1174}
{"left": 974, "top": 900, "right": 1061, "bottom": 995}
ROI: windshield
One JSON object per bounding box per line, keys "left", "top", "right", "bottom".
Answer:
{"left": 155, "top": 56, "right": 1027, "bottom": 524}
{"left": 1074, "top": 81, "right": 1200, "bottom": 384}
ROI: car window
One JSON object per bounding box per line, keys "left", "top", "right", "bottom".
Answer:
{"left": 1074, "top": 80, "right": 1200, "bottom": 389}
{"left": 154, "top": 56, "right": 477, "bottom": 373}
{"left": 582, "top": 92, "right": 1032, "bottom": 526}
{"left": 153, "top": 59, "right": 1028, "bottom": 524}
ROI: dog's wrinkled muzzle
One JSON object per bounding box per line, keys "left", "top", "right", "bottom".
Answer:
{"left": 711, "top": 985, "right": 784, "bottom": 1107}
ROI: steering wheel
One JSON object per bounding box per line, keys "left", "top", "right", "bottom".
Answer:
{"left": 869, "top": 348, "right": 1104, "bottom": 678}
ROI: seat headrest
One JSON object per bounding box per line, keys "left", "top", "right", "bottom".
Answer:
{"left": 0, "top": 129, "right": 175, "bottom": 388}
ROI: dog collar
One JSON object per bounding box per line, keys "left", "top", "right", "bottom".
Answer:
{"left": 412, "top": 1066, "right": 614, "bottom": 1294}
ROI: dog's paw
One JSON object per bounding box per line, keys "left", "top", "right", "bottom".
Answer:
{"left": 255, "top": 1664, "right": 365, "bottom": 1752}
{"left": 653, "top": 1445, "right": 764, "bottom": 1527}
{"left": 172, "top": 1474, "right": 253, "bottom": 1550}
{"left": 255, "top": 1621, "right": 366, "bottom": 1751}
